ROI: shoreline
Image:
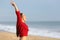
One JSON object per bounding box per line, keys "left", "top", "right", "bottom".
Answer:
{"left": 0, "top": 31, "right": 60, "bottom": 40}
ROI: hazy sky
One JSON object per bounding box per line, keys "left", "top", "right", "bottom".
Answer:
{"left": 0, "top": 0, "right": 60, "bottom": 22}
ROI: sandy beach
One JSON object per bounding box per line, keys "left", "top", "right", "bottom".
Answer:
{"left": 0, "top": 32, "right": 60, "bottom": 40}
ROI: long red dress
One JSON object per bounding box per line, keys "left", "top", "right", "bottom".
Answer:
{"left": 16, "top": 11, "right": 29, "bottom": 37}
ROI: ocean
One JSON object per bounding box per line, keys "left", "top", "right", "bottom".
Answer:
{"left": 0, "top": 21, "right": 60, "bottom": 38}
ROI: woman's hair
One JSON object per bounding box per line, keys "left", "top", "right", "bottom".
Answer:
{"left": 20, "top": 13, "right": 23, "bottom": 18}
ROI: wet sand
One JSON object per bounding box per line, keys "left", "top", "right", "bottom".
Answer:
{"left": 0, "top": 32, "right": 60, "bottom": 40}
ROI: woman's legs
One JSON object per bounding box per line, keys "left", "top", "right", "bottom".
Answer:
{"left": 19, "top": 36, "right": 27, "bottom": 40}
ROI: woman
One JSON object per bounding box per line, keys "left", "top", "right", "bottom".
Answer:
{"left": 11, "top": 1, "right": 29, "bottom": 40}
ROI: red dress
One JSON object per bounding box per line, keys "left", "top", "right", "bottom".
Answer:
{"left": 16, "top": 11, "right": 29, "bottom": 37}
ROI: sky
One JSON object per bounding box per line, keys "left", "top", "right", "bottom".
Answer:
{"left": 0, "top": 0, "right": 60, "bottom": 22}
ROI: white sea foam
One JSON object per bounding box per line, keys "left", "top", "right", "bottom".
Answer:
{"left": 0, "top": 24, "right": 16, "bottom": 33}
{"left": 29, "top": 28, "right": 60, "bottom": 38}
{"left": 0, "top": 24, "right": 60, "bottom": 39}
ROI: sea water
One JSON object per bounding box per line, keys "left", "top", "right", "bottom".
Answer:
{"left": 0, "top": 21, "right": 60, "bottom": 38}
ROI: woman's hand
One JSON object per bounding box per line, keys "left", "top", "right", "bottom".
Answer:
{"left": 11, "top": 1, "right": 16, "bottom": 7}
{"left": 10, "top": 0, "right": 19, "bottom": 11}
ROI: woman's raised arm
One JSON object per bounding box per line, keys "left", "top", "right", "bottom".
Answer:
{"left": 11, "top": 0, "right": 22, "bottom": 22}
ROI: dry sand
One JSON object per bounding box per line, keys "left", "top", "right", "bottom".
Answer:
{"left": 0, "top": 32, "right": 60, "bottom": 40}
